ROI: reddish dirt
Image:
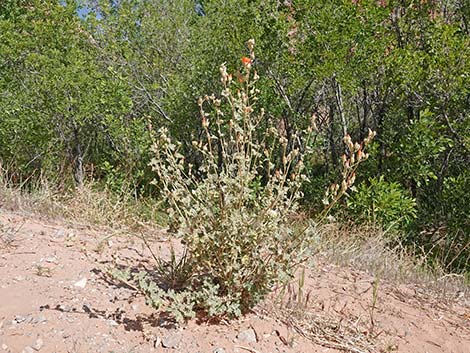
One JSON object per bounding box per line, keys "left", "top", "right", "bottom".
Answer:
{"left": 0, "top": 209, "right": 469, "bottom": 353}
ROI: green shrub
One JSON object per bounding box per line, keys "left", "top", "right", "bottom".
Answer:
{"left": 420, "top": 170, "right": 470, "bottom": 272}
{"left": 141, "top": 40, "right": 315, "bottom": 321}
{"left": 347, "top": 176, "right": 417, "bottom": 233}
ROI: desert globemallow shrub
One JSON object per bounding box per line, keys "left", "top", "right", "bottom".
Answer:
{"left": 146, "top": 39, "right": 318, "bottom": 320}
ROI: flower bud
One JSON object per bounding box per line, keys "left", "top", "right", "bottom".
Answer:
{"left": 357, "top": 150, "right": 363, "bottom": 160}
{"left": 349, "top": 172, "right": 356, "bottom": 185}
{"left": 247, "top": 39, "right": 255, "bottom": 50}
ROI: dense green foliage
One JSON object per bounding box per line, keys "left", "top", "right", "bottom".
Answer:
{"left": 347, "top": 176, "right": 417, "bottom": 232}
{"left": 1, "top": 0, "right": 468, "bottom": 273}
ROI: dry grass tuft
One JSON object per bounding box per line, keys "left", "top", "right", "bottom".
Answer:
{"left": 277, "top": 309, "right": 376, "bottom": 353}
{"left": 0, "top": 219, "right": 23, "bottom": 249}
{"left": 314, "top": 222, "right": 468, "bottom": 301}
{"left": 0, "top": 173, "right": 165, "bottom": 232}
{"left": 266, "top": 268, "right": 377, "bottom": 353}
{"left": 0, "top": 178, "right": 61, "bottom": 217}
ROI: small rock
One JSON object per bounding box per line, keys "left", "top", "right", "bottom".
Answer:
{"left": 32, "top": 338, "right": 43, "bottom": 351}
{"left": 161, "top": 331, "right": 182, "bottom": 349}
{"left": 106, "top": 319, "right": 118, "bottom": 327}
{"left": 237, "top": 328, "right": 257, "bottom": 343}
{"left": 14, "top": 315, "right": 30, "bottom": 324}
{"left": 1, "top": 343, "right": 8, "bottom": 350}
{"left": 213, "top": 348, "right": 226, "bottom": 353}
{"left": 57, "top": 304, "right": 73, "bottom": 313}
{"left": 154, "top": 337, "right": 161, "bottom": 348}
{"left": 43, "top": 256, "right": 57, "bottom": 264}
{"left": 22, "top": 347, "right": 35, "bottom": 353}
{"left": 32, "top": 315, "right": 47, "bottom": 324}
{"left": 131, "top": 304, "right": 139, "bottom": 311}
{"left": 14, "top": 275, "right": 25, "bottom": 282}
{"left": 73, "top": 278, "right": 87, "bottom": 289}
{"left": 82, "top": 304, "right": 92, "bottom": 313}
{"left": 55, "top": 229, "right": 66, "bottom": 238}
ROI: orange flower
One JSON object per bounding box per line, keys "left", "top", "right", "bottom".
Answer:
{"left": 241, "top": 56, "right": 252, "bottom": 65}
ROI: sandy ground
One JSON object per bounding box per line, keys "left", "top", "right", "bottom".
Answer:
{"left": 0, "top": 209, "right": 469, "bottom": 353}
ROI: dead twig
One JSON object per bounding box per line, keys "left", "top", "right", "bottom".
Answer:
{"left": 234, "top": 346, "right": 262, "bottom": 353}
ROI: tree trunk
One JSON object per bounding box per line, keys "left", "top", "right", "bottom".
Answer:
{"left": 73, "top": 127, "right": 84, "bottom": 189}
